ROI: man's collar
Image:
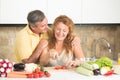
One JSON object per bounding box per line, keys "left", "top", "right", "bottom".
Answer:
{"left": 26, "top": 25, "right": 39, "bottom": 37}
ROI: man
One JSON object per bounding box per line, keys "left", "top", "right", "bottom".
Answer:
{"left": 14, "top": 10, "right": 51, "bottom": 63}
{"left": 14, "top": 10, "right": 81, "bottom": 63}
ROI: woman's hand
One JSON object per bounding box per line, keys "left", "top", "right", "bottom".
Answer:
{"left": 49, "top": 49, "right": 59, "bottom": 60}
{"left": 65, "top": 59, "right": 84, "bottom": 68}
{"left": 65, "top": 60, "right": 79, "bottom": 68}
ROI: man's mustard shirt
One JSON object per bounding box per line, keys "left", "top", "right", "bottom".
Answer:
{"left": 14, "top": 25, "right": 50, "bottom": 62}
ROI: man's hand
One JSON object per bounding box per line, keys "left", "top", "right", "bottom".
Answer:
{"left": 71, "top": 35, "right": 81, "bottom": 46}
{"left": 22, "top": 58, "right": 30, "bottom": 63}
{"left": 23, "top": 39, "right": 48, "bottom": 63}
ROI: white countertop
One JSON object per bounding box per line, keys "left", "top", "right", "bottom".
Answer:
{"left": 1, "top": 67, "right": 120, "bottom": 80}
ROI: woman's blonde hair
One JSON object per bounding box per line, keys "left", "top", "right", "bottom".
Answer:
{"left": 48, "top": 15, "right": 74, "bottom": 53}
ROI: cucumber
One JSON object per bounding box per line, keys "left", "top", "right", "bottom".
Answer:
{"left": 81, "top": 63, "right": 94, "bottom": 70}
{"left": 76, "top": 66, "right": 94, "bottom": 76}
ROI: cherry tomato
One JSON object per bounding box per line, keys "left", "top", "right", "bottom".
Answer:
{"left": 34, "top": 68, "right": 40, "bottom": 73}
{"left": 45, "top": 72, "right": 51, "bottom": 77}
{"left": 27, "top": 73, "right": 34, "bottom": 78}
{"left": 44, "top": 71, "right": 48, "bottom": 74}
{"left": 34, "top": 73, "right": 39, "bottom": 78}
{"left": 61, "top": 66, "right": 66, "bottom": 69}
{"left": 54, "top": 66, "right": 61, "bottom": 70}
{"left": 39, "top": 71, "right": 44, "bottom": 77}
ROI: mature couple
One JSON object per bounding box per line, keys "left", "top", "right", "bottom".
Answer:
{"left": 14, "top": 10, "right": 85, "bottom": 67}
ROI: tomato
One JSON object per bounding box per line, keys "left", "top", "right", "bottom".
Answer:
{"left": 54, "top": 66, "right": 61, "bottom": 70}
{"left": 34, "top": 68, "right": 40, "bottom": 73}
{"left": 61, "top": 66, "right": 66, "bottom": 69}
{"left": 27, "top": 73, "right": 34, "bottom": 78}
{"left": 45, "top": 72, "right": 51, "bottom": 77}
{"left": 34, "top": 73, "right": 39, "bottom": 78}
{"left": 39, "top": 71, "right": 44, "bottom": 77}
{"left": 44, "top": 71, "right": 48, "bottom": 74}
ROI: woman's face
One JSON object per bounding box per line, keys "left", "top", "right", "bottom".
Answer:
{"left": 54, "top": 22, "right": 69, "bottom": 41}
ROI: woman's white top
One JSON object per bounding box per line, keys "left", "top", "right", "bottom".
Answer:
{"left": 48, "top": 50, "right": 74, "bottom": 66}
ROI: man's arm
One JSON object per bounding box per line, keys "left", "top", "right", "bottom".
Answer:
{"left": 22, "top": 39, "right": 48, "bottom": 63}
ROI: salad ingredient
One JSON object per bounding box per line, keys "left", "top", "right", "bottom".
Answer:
{"left": 27, "top": 73, "right": 34, "bottom": 78}
{"left": 27, "top": 66, "right": 51, "bottom": 78}
{"left": 45, "top": 72, "right": 51, "bottom": 77}
{"left": 38, "top": 71, "right": 44, "bottom": 77}
{"left": 54, "top": 66, "right": 61, "bottom": 70}
{"left": 25, "top": 63, "right": 38, "bottom": 72}
{"left": 81, "top": 63, "right": 94, "bottom": 70}
{"left": 54, "top": 65, "right": 67, "bottom": 70}
{"left": 34, "top": 73, "right": 39, "bottom": 78}
{"left": 76, "top": 66, "right": 94, "bottom": 76}
{"left": 0, "top": 59, "right": 13, "bottom": 77}
{"left": 13, "top": 63, "right": 25, "bottom": 71}
{"left": 104, "top": 70, "right": 114, "bottom": 76}
{"left": 95, "top": 57, "right": 113, "bottom": 68}
{"left": 93, "top": 69, "right": 100, "bottom": 75}
{"left": 100, "top": 67, "right": 108, "bottom": 75}
{"left": 40, "top": 66, "right": 45, "bottom": 71}
{"left": 61, "top": 66, "right": 66, "bottom": 69}
{"left": 92, "top": 63, "right": 99, "bottom": 69}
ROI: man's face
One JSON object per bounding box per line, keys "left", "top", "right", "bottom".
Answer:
{"left": 33, "top": 17, "right": 48, "bottom": 34}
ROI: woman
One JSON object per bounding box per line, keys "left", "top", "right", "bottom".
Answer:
{"left": 40, "top": 15, "right": 85, "bottom": 67}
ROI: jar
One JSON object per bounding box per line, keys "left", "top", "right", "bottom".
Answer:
{"left": 118, "top": 53, "right": 120, "bottom": 65}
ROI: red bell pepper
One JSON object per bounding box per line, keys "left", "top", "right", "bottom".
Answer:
{"left": 104, "top": 70, "right": 114, "bottom": 76}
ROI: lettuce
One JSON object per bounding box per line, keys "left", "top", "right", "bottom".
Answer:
{"left": 87, "top": 57, "right": 113, "bottom": 69}
{"left": 95, "top": 57, "right": 113, "bottom": 68}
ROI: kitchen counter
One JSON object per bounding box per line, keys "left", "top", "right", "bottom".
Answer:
{"left": 1, "top": 67, "right": 120, "bottom": 80}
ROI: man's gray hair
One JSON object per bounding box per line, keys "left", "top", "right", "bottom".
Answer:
{"left": 27, "top": 10, "right": 45, "bottom": 26}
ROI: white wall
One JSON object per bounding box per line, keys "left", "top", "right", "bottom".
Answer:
{"left": 47, "top": 0, "right": 82, "bottom": 24}
{"left": 0, "top": 0, "right": 120, "bottom": 24}
{"left": 82, "top": 0, "right": 120, "bottom": 24}
{"left": 0, "top": 0, "right": 47, "bottom": 24}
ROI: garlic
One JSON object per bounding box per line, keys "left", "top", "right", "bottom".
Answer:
{"left": 25, "top": 63, "right": 38, "bottom": 72}
{"left": 100, "top": 67, "right": 108, "bottom": 75}
{"left": 92, "top": 63, "right": 99, "bottom": 69}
